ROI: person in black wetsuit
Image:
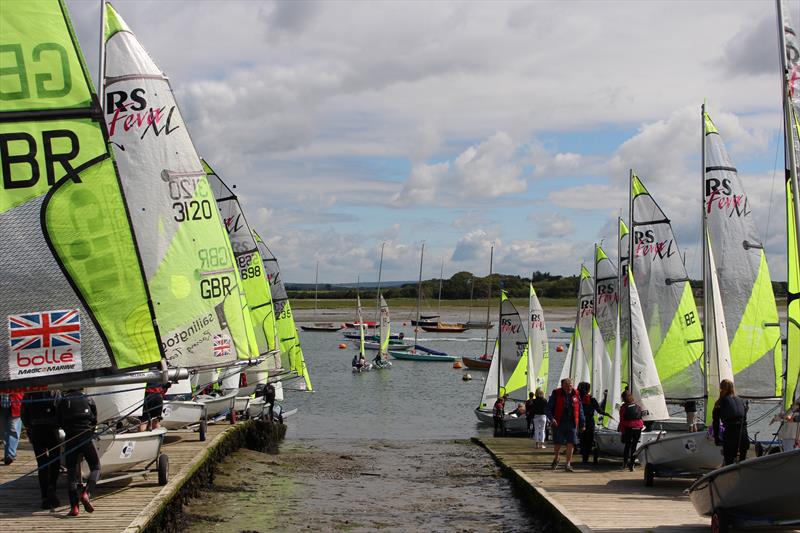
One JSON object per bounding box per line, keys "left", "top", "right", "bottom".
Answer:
{"left": 57, "top": 388, "right": 99, "bottom": 517}
{"left": 712, "top": 379, "right": 749, "bottom": 465}
{"left": 21, "top": 390, "right": 61, "bottom": 509}
{"left": 577, "top": 382, "right": 603, "bottom": 464}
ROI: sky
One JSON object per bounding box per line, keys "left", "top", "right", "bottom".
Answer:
{"left": 66, "top": 0, "right": 796, "bottom": 283}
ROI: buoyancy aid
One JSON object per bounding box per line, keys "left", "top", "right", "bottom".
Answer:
{"left": 553, "top": 389, "right": 580, "bottom": 426}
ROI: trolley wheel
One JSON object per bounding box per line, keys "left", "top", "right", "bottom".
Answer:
{"left": 592, "top": 448, "right": 599, "bottom": 464}
{"left": 157, "top": 454, "right": 169, "bottom": 486}
{"left": 711, "top": 511, "right": 729, "bottom": 533}
{"left": 644, "top": 463, "right": 655, "bottom": 487}
{"left": 199, "top": 420, "right": 207, "bottom": 442}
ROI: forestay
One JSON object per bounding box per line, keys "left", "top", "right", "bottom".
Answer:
{"left": 0, "top": 0, "right": 163, "bottom": 389}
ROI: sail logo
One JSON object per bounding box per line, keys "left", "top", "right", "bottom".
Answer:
{"left": 580, "top": 299, "right": 593, "bottom": 318}
{"left": 224, "top": 214, "right": 244, "bottom": 235}
{"left": 634, "top": 230, "right": 676, "bottom": 260}
{"left": 212, "top": 334, "right": 231, "bottom": 358}
{"left": 530, "top": 312, "right": 545, "bottom": 329}
{"left": 704, "top": 178, "right": 750, "bottom": 218}
{"left": 105, "top": 89, "right": 180, "bottom": 139}
{"left": 500, "top": 318, "right": 521, "bottom": 334}
{"left": 7, "top": 310, "right": 82, "bottom": 380}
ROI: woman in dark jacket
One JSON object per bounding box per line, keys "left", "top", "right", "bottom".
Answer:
{"left": 57, "top": 389, "right": 99, "bottom": 517}
{"left": 21, "top": 391, "right": 61, "bottom": 509}
{"left": 577, "top": 382, "right": 603, "bottom": 463}
{"left": 712, "top": 379, "right": 749, "bottom": 465}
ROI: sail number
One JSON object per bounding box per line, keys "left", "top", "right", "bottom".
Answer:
{"left": 236, "top": 253, "right": 261, "bottom": 280}
{"left": 173, "top": 199, "right": 213, "bottom": 222}
{"left": 0, "top": 43, "right": 71, "bottom": 101}
{"left": 198, "top": 247, "right": 229, "bottom": 268}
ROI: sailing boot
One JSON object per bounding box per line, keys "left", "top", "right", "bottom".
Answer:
{"left": 67, "top": 505, "right": 80, "bottom": 517}
{"left": 80, "top": 491, "right": 94, "bottom": 513}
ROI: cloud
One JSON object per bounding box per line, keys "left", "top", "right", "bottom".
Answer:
{"left": 451, "top": 229, "right": 497, "bottom": 263}
{"left": 393, "top": 132, "right": 527, "bottom": 207}
{"left": 529, "top": 212, "right": 574, "bottom": 238}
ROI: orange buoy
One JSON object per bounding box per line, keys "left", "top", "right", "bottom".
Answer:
{"left": 338, "top": 343, "right": 347, "bottom": 349}
{"left": 551, "top": 328, "right": 558, "bottom": 333}
{"left": 403, "top": 322, "right": 407, "bottom": 326}
{"left": 453, "top": 361, "right": 463, "bottom": 369}
{"left": 556, "top": 344, "right": 564, "bottom": 352}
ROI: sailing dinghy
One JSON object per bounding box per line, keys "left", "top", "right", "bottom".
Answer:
{"left": 688, "top": 4, "right": 800, "bottom": 530}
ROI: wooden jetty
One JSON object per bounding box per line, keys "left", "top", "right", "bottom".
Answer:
{"left": 474, "top": 437, "right": 797, "bottom": 533}
{"left": 0, "top": 422, "right": 259, "bottom": 532}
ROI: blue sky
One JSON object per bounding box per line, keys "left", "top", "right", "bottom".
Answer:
{"left": 66, "top": 0, "right": 795, "bottom": 283}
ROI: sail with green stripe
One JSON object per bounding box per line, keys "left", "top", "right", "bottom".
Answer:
{"left": 528, "top": 283, "right": 549, "bottom": 392}
{"left": 0, "top": 0, "right": 163, "bottom": 388}
{"left": 103, "top": 3, "right": 257, "bottom": 369}
{"left": 630, "top": 172, "right": 704, "bottom": 399}
{"left": 703, "top": 111, "right": 781, "bottom": 398}
{"left": 576, "top": 265, "right": 595, "bottom": 380}
{"left": 379, "top": 294, "right": 390, "bottom": 360}
{"left": 618, "top": 218, "right": 631, "bottom": 390}
{"left": 498, "top": 291, "right": 529, "bottom": 399}
{"left": 205, "top": 161, "right": 278, "bottom": 365}
{"left": 779, "top": 0, "right": 800, "bottom": 409}
{"left": 254, "top": 231, "right": 312, "bottom": 391}
{"left": 595, "top": 245, "right": 619, "bottom": 358}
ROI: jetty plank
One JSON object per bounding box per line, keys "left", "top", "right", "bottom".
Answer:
{"left": 477, "top": 437, "right": 713, "bottom": 533}
{"left": 0, "top": 423, "right": 232, "bottom": 532}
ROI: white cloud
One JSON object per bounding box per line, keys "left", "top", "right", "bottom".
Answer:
{"left": 529, "top": 212, "right": 574, "bottom": 239}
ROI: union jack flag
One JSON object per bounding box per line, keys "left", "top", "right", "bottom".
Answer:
{"left": 212, "top": 333, "right": 231, "bottom": 358}
{"left": 8, "top": 310, "right": 81, "bottom": 351}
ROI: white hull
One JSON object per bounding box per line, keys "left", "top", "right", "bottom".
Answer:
{"left": 637, "top": 431, "right": 722, "bottom": 474}
{"left": 161, "top": 400, "right": 206, "bottom": 430}
{"left": 234, "top": 396, "right": 251, "bottom": 413}
{"left": 91, "top": 427, "right": 166, "bottom": 475}
{"left": 238, "top": 384, "right": 258, "bottom": 397}
{"left": 352, "top": 364, "right": 373, "bottom": 372}
{"left": 196, "top": 390, "right": 237, "bottom": 419}
{"left": 246, "top": 398, "right": 297, "bottom": 421}
{"left": 474, "top": 409, "right": 528, "bottom": 432}
{"left": 688, "top": 449, "right": 800, "bottom": 525}
{"left": 594, "top": 428, "right": 664, "bottom": 457}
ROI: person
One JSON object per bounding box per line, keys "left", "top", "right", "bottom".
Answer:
{"left": 0, "top": 392, "right": 23, "bottom": 465}
{"left": 492, "top": 395, "right": 506, "bottom": 437}
{"left": 546, "top": 378, "right": 584, "bottom": 472}
{"left": 712, "top": 379, "right": 749, "bottom": 465}
{"left": 21, "top": 390, "right": 61, "bottom": 509}
{"left": 525, "top": 392, "right": 536, "bottom": 435}
{"left": 263, "top": 382, "right": 276, "bottom": 421}
{"left": 509, "top": 402, "right": 525, "bottom": 418}
{"left": 780, "top": 400, "right": 799, "bottom": 451}
{"left": 682, "top": 399, "right": 698, "bottom": 432}
{"left": 577, "top": 382, "right": 603, "bottom": 464}
{"left": 140, "top": 381, "right": 169, "bottom": 431}
{"left": 352, "top": 354, "right": 361, "bottom": 369}
{"left": 618, "top": 391, "right": 644, "bottom": 471}
{"left": 57, "top": 388, "right": 99, "bottom": 517}
{"left": 531, "top": 388, "right": 548, "bottom": 449}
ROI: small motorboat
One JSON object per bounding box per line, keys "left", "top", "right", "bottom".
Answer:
{"left": 420, "top": 322, "right": 468, "bottom": 333}
{"left": 461, "top": 354, "right": 492, "bottom": 370}
{"left": 687, "top": 448, "right": 800, "bottom": 531}
{"left": 300, "top": 322, "right": 344, "bottom": 332}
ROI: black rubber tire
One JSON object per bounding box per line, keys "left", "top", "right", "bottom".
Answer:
{"left": 644, "top": 463, "right": 655, "bottom": 487}
{"left": 712, "top": 511, "right": 729, "bottom": 533}
{"left": 199, "top": 420, "right": 207, "bottom": 442}
{"left": 157, "top": 454, "right": 169, "bottom": 486}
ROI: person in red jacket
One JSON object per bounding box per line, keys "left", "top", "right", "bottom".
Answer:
{"left": 0, "top": 392, "right": 23, "bottom": 465}
{"left": 545, "top": 378, "right": 585, "bottom": 472}
{"left": 618, "top": 390, "right": 644, "bottom": 471}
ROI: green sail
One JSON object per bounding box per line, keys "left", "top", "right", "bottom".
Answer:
{"left": 204, "top": 160, "right": 277, "bottom": 363}
{"left": 703, "top": 111, "right": 781, "bottom": 398}
{"left": 103, "top": 3, "right": 257, "bottom": 368}
{"left": 254, "top": 231, "right": 312, "bottom": 391}
{"left": 0, "top": 0, "right": 162, "bottom": 388}
{"left": 499, "top": 290, "right": 529, "bottom": 398}
{"left": 631, "top": 173, "right": 704, "bottom": 399}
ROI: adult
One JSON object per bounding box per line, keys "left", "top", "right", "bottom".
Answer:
{"left": 57, "top": 388, "right": 100, "bottom": 517}
{"left": 21, "top": 390, "right": 61, "bottom": 508}
{"left": 352, "top": 354, "right": 362, "bottom": 370}
{"left": 531, "top": 388, "right": 548, "bottom": 449}
{"left": 546, "top": 378, "right": 585, "bottom": 472}
{"left": 712, "top": 379, "right": 749, "bottom": 465}
{"left": 525, "top": 392, "right": 536, "bottom": 435}
{"left": 263, "top": 382, "right": 277, "bottom": 421}
{"left": 618, "top": 391, "right": 644, "bottom": 471}
{"left": 0, "top": 392, "right": 23, "bottom": 465}
{"left": 577, "top": 382, "right": 603, "bottom": 464}
{"left": 140, "top": 381, "right": 169, "bottom": 431}
{"left": 682, "top": 400, "right": 698, "bottom": 432}
{"left": 492, "top": 395, "right": 506, "bottom": 437}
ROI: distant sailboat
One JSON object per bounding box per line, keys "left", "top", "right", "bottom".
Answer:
{"left": 300, "top": 262, "right": 343, "bottom": 332}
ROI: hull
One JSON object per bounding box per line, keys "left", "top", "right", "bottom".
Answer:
{"left": 352, "top": 363, "right": 373, "bottom": 372}
{"left": 196, "top": 390, "right": 237, "bottom": 419}
{"left": 411, "top": 319, "right": 438, "bottom": 327}
{"left": 474, "top": 408, "right": 528, "bottom": 433}
{"left": 637, "top": 431, "right": 722, "bottom": 475}
{"left": 421, "top": 322, "right": 468, "bottom": 333}
{"left": 161, "top": 400, "right": 206, "bottom": 430}
{"left": 300, "top": 323, "right": 343, "bottom": 332}
{"left": 389, "top": 350, "right": 456, "bottom": 362}
{"left": 595, "top": 428, "right": 665, "bottom": 457}
{"left": 92, "top": 427, "right": 166, "bottom": 475}
{"left": 465, "top": 321, "right": 493, "bottom": 329}
{"left": 238, "top": 384, "right": 258, "bottom": 397}
{"left": 343, "top": 332, "right": 403, "bottom": 341}
{"left": 234, "top": 396, "right": 251, "bottom": 413}
{"left": 462, "top": 356, "right": 491, "bottom": 369}
{"left": 344, "top": 321, "right": 377, "bottom": 328}
{"left": 688, "top": 449, "right": 800, "bottom": 525}
{"left": 246, "top": 398, "right": 297, "bottom": 421}
{"left": 362, "top": 341, "right": 413, "bottom": 351}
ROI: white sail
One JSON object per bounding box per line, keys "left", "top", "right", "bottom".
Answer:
{"left": 479, "top": 340, "right": 500, "bottom": 409}
{"left": 604, "top": 314, "right": 623, "bottom": 430}
{"left": 528, "top": 284, "right": 549, "bottom": 391}
{"left": 704, "top": 238, "right": 735, "bottom": 425}
{"left": 591, "top": 317, "right": 611, "bottom": 398}
{"left": 88, "top": 384, "right": 145, "bottom": 421}
{"left": 629, "top": 272, "right": 670, "bottom": 421}
{"left": 559, "top": 335, "right": 574, "bottom": 382}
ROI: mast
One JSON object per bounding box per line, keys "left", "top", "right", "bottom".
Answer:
{"left": 375, "top": 242, "right": 385, "bottom": 325}
{"left": 483, "top": 246, "right": 494, "bottom": 356}
{"left": 99, "top": 0, "right": 107, "bottom": 111}
{"left": 467, "top": 277, "right": 474, "bottom": 323}
{"left": 701, "top": 102, "right": 710, "bottom": 408}
{"left": 627, "top": 169, "right": 635, "bottom": 389}
{"left": 314, "top": 261, "right": 319, "bottom": 322}
{"left": 414, "top": 243, "right": 425, "bottom": 349}
{"left": 437, "top": 257, "right": 444, "bottom": 319}
{"left": 497, "top": 292, "right": 503, "bottom": 400}
{"left": 592, "top": 242, "right": 598, "bottom": 389}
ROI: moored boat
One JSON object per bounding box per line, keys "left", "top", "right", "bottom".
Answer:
{"left": 421, "top": 322, "right": 468, "bottom": 333}
{"left": 389, "top": 349, "right": 456, "bottom": 362}
{"left": 301, "top": 322, "right": 344, "bottom": 332}
{"left": 462, "top": 355, "right": 492, "bottom": 369}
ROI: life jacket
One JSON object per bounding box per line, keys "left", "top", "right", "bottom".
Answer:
{"left": 57, "top": 392, "right": 96, "bottom": 433}
{"left": 21, "top": 391, "right": 59, "bottom": 427}
{"left": 622, "top": 402, "right": 642, "bottom": 421}
{"left": 553, "top": 389, "right": 580, "bottom": 426}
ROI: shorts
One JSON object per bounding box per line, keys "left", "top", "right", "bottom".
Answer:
{"left": 142, "top": 393, "right": 163, "bottom": 422}
{"left": 552, "top": 423, "right": 578, "bottom": 445}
